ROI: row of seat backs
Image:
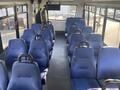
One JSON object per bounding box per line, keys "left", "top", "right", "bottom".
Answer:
{"left": 22, "top": 23, "right": 55, "bottom": 52}
{"left": 71, "top": 47, "right": 120, "bottom": 80}
{"left": 66, "top": 17, "right": 86, "bottom": 33}
{"left": 5, "top": 22, "right": 55, "bottom": 90}
{"left": 6, "top": 35, "right": 49, "bottom": 72}
{"left": 7, "top": 54, "right": 42, "bottom": 90}
{"left": 67, "top": 31, "right": 103, "bottom": 57}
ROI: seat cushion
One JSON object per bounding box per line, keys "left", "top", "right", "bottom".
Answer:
{"left": 72, "top": 79, "right": 100, "bottom": 90}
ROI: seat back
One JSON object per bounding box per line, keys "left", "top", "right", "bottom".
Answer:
{"left": 29, "top": 34, "right": 49, "bottom": 72}
{"left": 46, "top": 21, "right": 55, "bottom": 40}
{"left": 82, "top": 26, "right": 93, "bottom": 35}
{"left": 0, "top": 61, "right": 9, "bottom": 90}
{"left": 86, "top": 34, "right": 103, "bottom": 55}
{"left": 98, "top": 48, "right": 120, "bottom": 79}
{"left": 66, "top": 18, "right": 86, "bottom": 33}
{"left": 67, "top": 24, "right": 82, "bottom": 38}
{"left": 31, "top": 23, "right": 42, "bottom": 34}
{"left": 21, "top": 29, "right": 35, "bottom": 49}
{"left": 7, "top": 54, "right": 42, "bottom": 90}
{"left": 6, "top": 39, "right": 27, "bottom": 70}
{"left": 42, "top": 26, "right": 53, "bottom": 43}
{"left": 71, "top": 47, "right": 96, "bottom": 79}
{"left": 68, "top": 33, "right": 86, "bottom": 56}
{"left": 41, "top": 27, "right": 53, "bottom": 51}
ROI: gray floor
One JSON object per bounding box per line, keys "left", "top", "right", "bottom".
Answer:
{"left": 46, "top": 32, "right": 72, "bottom": 90}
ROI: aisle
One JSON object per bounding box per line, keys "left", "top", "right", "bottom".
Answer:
{"left": 46, "top": 32, "right": 72, "bottom": 90}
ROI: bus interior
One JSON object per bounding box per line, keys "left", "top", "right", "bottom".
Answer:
{"left": 0, "top": 0, "right": 120, "bottom": 90}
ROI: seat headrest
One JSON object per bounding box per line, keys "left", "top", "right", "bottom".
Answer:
{"left": 76, "top": 41, "right": 90, "bottom": 48}
{"left": 69, "top": 33, "right": 86, "bottom": 44}
{"left": 73, "top": 48, "right": 95, "bottom": 59}
{"left": 31, "top": 23, "right": 42, "bottom": 34}
{"left": 34, "top": 33, "right": 43, "bottom": 40}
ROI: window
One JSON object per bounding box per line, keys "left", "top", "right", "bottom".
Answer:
{"left": 96, "top": 8, "right": 100, "bottom": 15}
{"left": 107, "top": 8, "right": 114, "bottom": 18}
{"left": 7, "top": 7, "right": 14, "bottom": 16}
{"left": 0, "top": 8, "right": 6, "bottom": 17}
{"left": 17, "top": 6, "right": 22, "bottom": 13}
{"left": 100, "top": 8, "right": 105, "bottom": 15}
{"left": 48, "top": 5, "right": 76, "bottom": 20}
{"left": 104, "top": 19, "right": 120, "bottom": 47}
{"left": 89, "top": 6, "right": 91, "bottom": 12}
{"left": 85, "top": 6, "right": 88, "bottom": 11}
{"left": 115, "top": 10, "right": 120, "bottom": 20}
{"left": 23, "top": 5, "right": 27, "bottom": 12}
{"left": 91, "top": 6, "right": 95, "bottom": 13}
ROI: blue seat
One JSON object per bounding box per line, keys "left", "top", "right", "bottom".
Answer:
{"left": 68, "top": 33, "right": 86, "bottom": 57}
{"left": 21, "top": 29, "right": 35, "bottom": 50}
{"left": 46, "top": 21, "right": 55, "bottom": 41}
{"left": 98, "top": 48, "right": 120, "bottom": 89}
{"left": 0, "top": 61, "right": 9, "bottom": 90}
{"left": 71, "top": 47, "right": 99, "bottom": 90}
{"left": 29, "top": 34, "right": 49, "bottom": 72}
{"left": 86, "top": 34, "right": 103, "bottom": 56}
{"left": 66, "top": 18, "right": 86, "bottom": 34}
{"left": 66, "top": 18, "right": 83, "bottom": 30}
{"left": 7, "top": 54, "right": 42, "bottom": 90}
{"left": 6, "top": 39, "right": 27, "bottom": 70}
{"left": 71, "top": 48, "right": 96, "bottom": 78}
{"left": 32, "top": 23, "right": 54, "bottom": 51}
{"left": 66, "top": 25, "right": 82, "bottom": 40}
{"left": 31, "top": 23, "right": 42, "bottom": 34}
{"left": 41, "top": 27, "right": 53, "bottom": 51}
{"left": 72, "top": 79, "right": 100, "bottom": 90}
{"left": 82, "top": 26, "right": 93, "bottom": 35}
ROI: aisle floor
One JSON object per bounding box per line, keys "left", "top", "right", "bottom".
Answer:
{"left": 46, "top": 32, "right": 72, "bottom": 90}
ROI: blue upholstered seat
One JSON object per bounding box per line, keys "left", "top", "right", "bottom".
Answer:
{"left": 0, "top": 61, "right": 9, "bottom": 90}
{"left": 7, "top": 55, "right": 42, "bottom": 90}
{"left": 97, "top": 48, "right": 120, "bottom": 89}
{"left": 71, "top": 47, "right": 100, "bottom": 90}
{"left": 68, "top": 33, "right": 86, "bottom": 57}
{"left": 86, "top": 34, "right": 103, "bottom": 55}
{"left": 29, "top": 34, "right": 49, "bottom": 72}
{"left": 31, "top": 23, "right": 42, "bottom": 34}
{"left": 66, "top": 17, "right": 86, "bottom": 34}
{"left": 6, "top": 39, "right": 27, "bottom": 70}
{"left": 71, "top": 48, "right": 96, "bottom": 78}
{"left": 72, "top": 79, "right": 100, "bottom": 90}
{"left": 21, "top": 29, "right": 35, "bottom": 50}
